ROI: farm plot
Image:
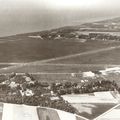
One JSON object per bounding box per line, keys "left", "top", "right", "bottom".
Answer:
{"left": 62, "top": 92, "right": 119, "bottom": 104}
{"left": 95, "top": 104, "right": 120, "bottom": 120}
{"left": 1, "top": 103, "right": 88, "bottom": 120}
{"left": 72, "top": 103, "right": 116, "bottom": 120}
{"left": 37, "top": 107, "right": 88, "bottom": 120}
{"left": 62, "top": 92, "right": 118, "bottom": 119}
{"left": 37, "top": 108, "right": 60, "bottom": 120}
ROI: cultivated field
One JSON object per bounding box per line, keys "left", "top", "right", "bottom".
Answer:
{"left": 76, "top": 31, "right": 120, "bottom": 36}
{"left": 95, "top": 104, "right": 120, "bottom": 120}
{"left": 72, "top": 103, "right": 116, "bottom": 119}
{"left": 2, "top": 103, "right": 39, "bottom": 120}
{"left": 62, "top": 93, "right": 119, "bottom": 104}
{"left": 62, "top": 92, "right": 117, "bottom": 119}
{"left": 0, "top": 65, "right": 11, "bottom": 69}
{"left": 1, "top": 64, "right": 120, "bottom": 86}
{"left": 37, "top": 108, "right": 60, "bottom": 120}
{"left": 1, "top": 103, "right": 86, "bottom": 120}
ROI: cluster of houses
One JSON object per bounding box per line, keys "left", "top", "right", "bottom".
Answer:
{"left": 0, "top": 72, "right": 120, "bottom": 119}
{"left": 0, "top": 67, "right": 119, "bottom": 97}
{"left": 0, "top": 73, "right": 35, "bottom": 97}
{"left": 88, "top": 33, "right": 120, "bottom": 41}
{"left": 27, "top": 26, "right": 120, "bottom": 42}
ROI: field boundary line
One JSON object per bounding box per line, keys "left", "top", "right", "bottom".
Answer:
{"left": 93, "top": 104, "right": 120, "bottom": 120}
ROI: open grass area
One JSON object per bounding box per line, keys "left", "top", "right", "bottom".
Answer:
{"left": 1, "top": 64, "right": 120, "bottom": 86}
{"left": 0, "top": 65, "right": 11, "bottom": 69}
{"left": 95, "top": 104, "right": 120, "bottom": 120}
{"left": 62, "top": 93, "right": 117, "bottom": 119}
{"left": 0, "top": 35, "right": 119, "bottom": 63}
{"left": 48, "top": 47, "right": 120, "bottom": 65}
{"left": 0, "top": 64, "right": 108, "bottom": 73}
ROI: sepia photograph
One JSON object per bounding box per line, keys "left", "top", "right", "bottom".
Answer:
{"left": 0, "top": 0, "right": 120, "bottom": 120}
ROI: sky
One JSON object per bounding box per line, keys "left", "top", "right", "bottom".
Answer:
{"left": 0, "top": 0, "right": 120, "bottom": 36}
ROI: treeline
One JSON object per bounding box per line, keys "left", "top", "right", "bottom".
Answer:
{"left": 35, "top": 28, "right": 120, "bottom": 41}
{"left": 51, "top": 80, "right": 119, "bottom": 95}
{"left": 0, "top": 73, "right": 78, "bottom": 114}
{"left": 0, "top": 73, "right": 119, "bottom": 114}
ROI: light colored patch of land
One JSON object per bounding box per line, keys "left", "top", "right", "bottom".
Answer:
{"left": 62, "top": 92, "right": 118, "bottom": 119}
{"left": 2, "top": 103, "right": 87, "bottom": 120}
{"left": 94, "top": 104, "right": 120, "bottom": 120}
{"left": 2, "top": 103, "right": 39, "bottom": 120}
{"left": 72, "top": 104, "right": 96, "bottom": 115}
{"left": 37, "top": 107, "right": 60, "bottom": 120}
{"left": 56, "top": 109, "right": 76, "bottom": 120}
{"left": 1, "top": 63, "right": 120, "bottom": 74}
{"left": 62, "top": 95, "right": 118, "bottom": 104}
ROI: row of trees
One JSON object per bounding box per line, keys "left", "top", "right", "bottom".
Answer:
{"left": 51, "top": 80, "right": 119, "bottom": 95}
{"left": 0, "top": 93, "right": 78, "bottom": 114}
{"left": 0, "top": 73, "right": 120, "bottom": 115}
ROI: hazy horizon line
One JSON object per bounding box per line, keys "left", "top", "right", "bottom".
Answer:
{"left": 0, "top": 16, "right": 119, "bottom": 38}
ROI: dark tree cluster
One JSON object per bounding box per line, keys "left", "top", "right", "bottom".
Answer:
{"left": 0, "top": 73, "right": 119, "bottom": 115}
{"left": 0, "top": 73, "right": 78, "bottom": 114}
{"left": 51, "top": 80, "right": 119, "bottom": 95}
